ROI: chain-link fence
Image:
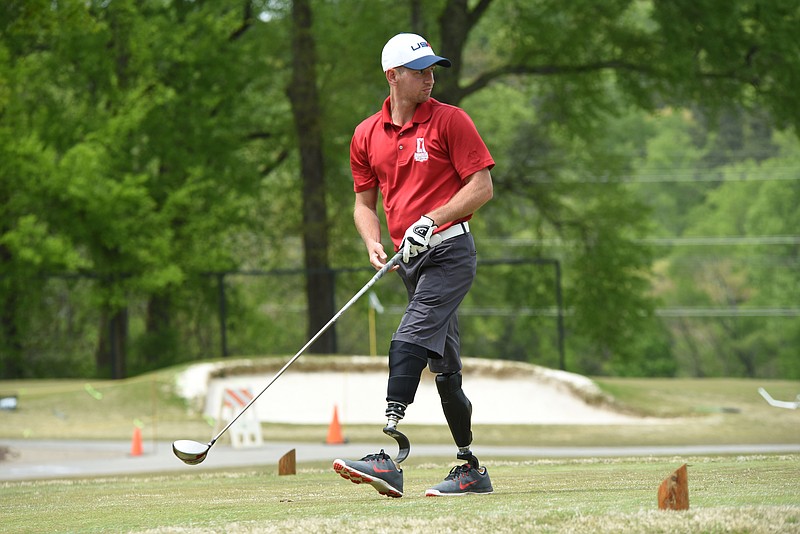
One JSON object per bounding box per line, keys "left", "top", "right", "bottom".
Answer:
{"left": 0, "top": 258, "right": 565, "bottom": 378}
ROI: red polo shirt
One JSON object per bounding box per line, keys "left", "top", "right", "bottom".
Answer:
{"left": 351, "top": 97, "right": 495, "bottom": 249}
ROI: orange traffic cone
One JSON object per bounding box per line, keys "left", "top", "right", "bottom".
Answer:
{"left": 325, "top": 405, "right": 346, "bottom": 445}
{"left": 130, "top": 426, "right": 143, "bottom": 456}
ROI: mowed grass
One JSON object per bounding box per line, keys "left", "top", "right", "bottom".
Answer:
{"left": 3, "top": 455, "right": 799, "bottom": 533}
{"left": 1, "top": 360, "right": 800, "bottom": 532}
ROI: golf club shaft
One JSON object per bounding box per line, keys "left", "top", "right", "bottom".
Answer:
{"left": 208, "top": 252, "right": 402, "bottom": 446}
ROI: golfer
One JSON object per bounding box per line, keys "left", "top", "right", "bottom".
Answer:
{"left": 333, "top": 32, "right": 494, "bottom": 497}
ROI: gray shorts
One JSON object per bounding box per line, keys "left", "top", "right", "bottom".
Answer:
{"left": 392, "top": 233, "right": 477, "bottom": 374}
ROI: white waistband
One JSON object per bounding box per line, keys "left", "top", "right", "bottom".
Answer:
{"left": 436, "top": 221, "right": 470, "bottom": 241}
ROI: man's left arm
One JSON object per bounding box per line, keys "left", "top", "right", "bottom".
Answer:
{"left": 425, "top": 168, "right": 493, "bottom": 228}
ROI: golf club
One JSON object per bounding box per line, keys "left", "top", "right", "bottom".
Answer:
{"left": 173, "top": 252, "right": 403, "bottom": 465}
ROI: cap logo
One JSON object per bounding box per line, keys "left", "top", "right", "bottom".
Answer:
{"left": 381, "top": 33, "right": 450, "bottom": 72}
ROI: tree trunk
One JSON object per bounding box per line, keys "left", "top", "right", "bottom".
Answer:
{"left": 109, "top": 308, "right": 128, "bottom": 379}
{"left": 287, "top": 0, "right": 335, "bottom": 353}
{"left": 145, "top": 293, "right": 172, "bottom": 364}
{"left": 0, "top": 270, "right": 23, "bottom": 378}
{"left": 96, "top": 306, "right": 128, "bottom": 379}
{"left": 436, "top": 0, "right": 490, "bottom": 105}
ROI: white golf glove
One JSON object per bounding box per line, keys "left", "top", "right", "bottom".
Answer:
{"left": 401, "top": 215, "right": 438, "bottom": 263}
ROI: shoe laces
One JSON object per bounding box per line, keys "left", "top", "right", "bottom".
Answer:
{"left": 444, "top": 463, "right": 474, "bottom": 480}
{"left": 360, "top": 449, "right": 390, "bottom": 462}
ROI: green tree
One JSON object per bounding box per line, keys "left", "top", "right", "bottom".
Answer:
{"left": 3, "top": 0, "right": 800, "bottom": 379}
{"left": 657, "top": 130, "right": 800, "bottom": 378}
{"left": 0, "top": 0, "right": 292, "bottom": 377}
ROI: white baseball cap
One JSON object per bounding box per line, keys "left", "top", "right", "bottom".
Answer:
{"left": 381, "top": 33, "right": 452, "bottom": 72}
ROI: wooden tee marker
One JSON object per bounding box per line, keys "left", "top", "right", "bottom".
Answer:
{"left": 278, "top": 449, "right": 296, "bottom": 476}
{"left": 658, "top": 464, "right": 689, "bottom": 510}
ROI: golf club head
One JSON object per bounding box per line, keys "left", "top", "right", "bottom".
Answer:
{"left": 172, "top": 439, "right": 210, "bottom": 465}
{"left": 382, "top": 425, "right": 410, "bottom": 464}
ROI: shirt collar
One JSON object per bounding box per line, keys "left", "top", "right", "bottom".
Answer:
{"left": 381, "top": 97, "right": 436, "bottom": 129}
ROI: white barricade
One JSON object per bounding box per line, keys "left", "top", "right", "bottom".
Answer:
{"left": 217, "top": 387, "right": 263, "bottom": 448}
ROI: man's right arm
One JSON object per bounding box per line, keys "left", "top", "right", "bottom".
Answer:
{"left": 354, "top": 187, "right": 390, "bottom": 270}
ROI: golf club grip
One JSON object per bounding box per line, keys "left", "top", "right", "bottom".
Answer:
{"left": 210, "top": 252, "right": 402, "bottom": 444}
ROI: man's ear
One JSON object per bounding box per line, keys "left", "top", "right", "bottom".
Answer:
{"left": 386, "top": 68, "right": 400, "bottom": 85}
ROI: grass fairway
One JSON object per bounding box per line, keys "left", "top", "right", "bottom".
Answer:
{"left": 1, "top": 361, "right": 799, "bottom": 532}
{"left": 3, "top": 455, "right": 799, "bottom": 533}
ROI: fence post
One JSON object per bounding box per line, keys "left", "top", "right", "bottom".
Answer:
{"left": 554, "top": 260, "right": 566, "bottom": 371}
{"left": 217, "top": 273, "right": 229, "bottom": 357}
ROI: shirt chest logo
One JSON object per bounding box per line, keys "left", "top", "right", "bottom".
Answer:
{"left": 414, "top": 137, "right": 429, "bottom": 162}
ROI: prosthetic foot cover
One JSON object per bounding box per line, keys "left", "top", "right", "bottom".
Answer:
{"left": 436, "top": 372, "right": 473, "bottom": 448}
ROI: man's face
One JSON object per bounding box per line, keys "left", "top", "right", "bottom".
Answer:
{"left": 393, "top": 66, "right": 436, "bottom": 103}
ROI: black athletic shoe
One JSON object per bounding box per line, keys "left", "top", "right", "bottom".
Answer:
{"left": 425, "top": 463, "right": 493, "bottom": 496}
{"left": 333, "top": 449, "right": 403, "bottom": 498}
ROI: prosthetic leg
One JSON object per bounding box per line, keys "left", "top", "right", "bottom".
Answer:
{"left": 436, "top": 371, "right": 480, "bottom": 468}
{"left": 382, "top": 340, "right": 428, "bottom": 463}
{"left": 383, "top": 411, "right": 410, "bottom": 463}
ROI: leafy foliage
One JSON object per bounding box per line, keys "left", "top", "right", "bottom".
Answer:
{"left": 1, "top": 0, "right": 800, "bottom": 379}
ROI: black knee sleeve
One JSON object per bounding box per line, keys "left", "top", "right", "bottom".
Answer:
{"left": 386, "top": 340, "right": 428, "bottom": 406}
{"left": 436, "top": 372, "right": 473, "bottom": 448}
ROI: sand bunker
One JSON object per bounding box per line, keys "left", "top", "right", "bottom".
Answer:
{"left": 176, "top": 357, "right": 644, "bottom": 426}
